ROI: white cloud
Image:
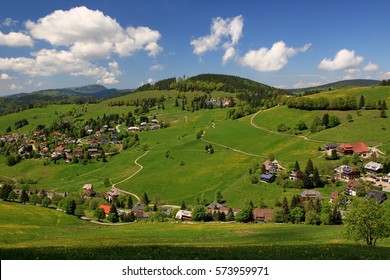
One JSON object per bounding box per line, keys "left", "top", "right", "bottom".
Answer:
{"left": 318, "top": 49, "right": 364, "bottom": 71}
{"left": 0, "top": 7, "right": 162, "bottom": 84}
{"left": 363, "top": 62, "right": 379, "bottom": 72}
{"left": 382, "top": 72, "right": 390, "bottom": 79}
{"left": 0, "top": 73, "right": 12, "bottom": 80}
{"left": 239, "top": 41, "right": 311, "bottom": 71}
{"left": 2, "top": 18, "right": 18, "bottom": 27}
{"left": 344, "top": 68, "right": 361, "bottom": 74}
{"left": 25, "top": 6, "right": 163, "bottom": 58}
{"left": 0, "top": 31, "right": 33, "bottom": 47}
{"left": 147, "top": 78, "right": 154, "bottom": 84}
{"left": 293, "top": 81, "right": 322, "bottom": 88}
{"left": 9, "top": 83, "right": 23, "bottom": 90}
{"left": 191, "top": 15, "right": 243, "bottom": 63}
{"left": 150, "top": 64, "right": 165, "bottom": 71}
{"left": 342, "top": 75, "right": 353, "bottom": 80}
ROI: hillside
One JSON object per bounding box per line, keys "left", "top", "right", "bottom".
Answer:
{"left": 289, "top": 79, "right": 380, "bottom": 95}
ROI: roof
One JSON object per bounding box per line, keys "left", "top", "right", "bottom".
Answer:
{"left": 339, "top": 142, "right": 369, "bottom": 154}
{"left": 261, "top": 174, "right": 275, "bottom": 180}
{"left": 175, "top": 210, "right": 192, "bottom": 219}
{"left": 83, "top": 184, "right": 93, "bottom": 190}
{"left": 208, "top": 201, "right": 223, "bottom": 209}
{"left": 253, "top": 208, "right": 273, "bottom": 221}
{"left": 345, "top": 180, "right": 359, "bottom": 189}
{"left": 99, "top": 204, "right": 111, "bottom": 214}
{"left": 366, "top": 190, "right": 387, "bottom": 203}
{"left": 364, "top": 161, "right": 383, "bottom": 171}
{"left": 300, "top": 190, "right": 323, "bottom": 200}
{"left": 330, "top": 192, "right": 339, "bottom": 200}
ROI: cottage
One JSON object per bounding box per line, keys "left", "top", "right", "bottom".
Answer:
{"left": 365, "top": 190, "right": 387, "bottom": 204}
{"left": 289, "top": 170, "right": 304, "bottom": 181}
{"left": 252, "top": 208, "right": 273, "bottom": 222}
{"left": 263, "top": 160, "right": 278, "bottom": 174}
{"left": 300, "top": 190, "right": 323, "bottom": 203}
{"left": 132, "top": 210, "right": 150, "bottom": 221}
{"left": 345, "top": 180, "right": 359, "bottom": 196}
{"left": 260, "top": 174, "right": 276, "bottom": 183}
{"left": 329, "top": 192, "right": 340, "bottom": 203}
{"left": 175, "top": 210, "right": 192, "bottom": 221}
{"left": 325, "top": 143, "right": 338, "bottom": 150}
{"left": 83, "top": 184, "right": 96, "bottom": 198}
{"left": 364, "top": 161, "right": 383, "bottom": 174}
{"left": 106, "top": 188, "right": 122, "bottom": 202}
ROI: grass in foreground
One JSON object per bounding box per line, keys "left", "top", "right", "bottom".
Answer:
{"left": 1, "top": 202, "right": 389, "bottom": 260}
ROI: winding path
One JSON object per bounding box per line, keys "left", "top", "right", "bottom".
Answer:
{"left": 110, "top": 150, "right": 152, "bottom": 203}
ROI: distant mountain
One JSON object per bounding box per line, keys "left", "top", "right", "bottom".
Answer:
{"left": 288, "top": 79, "right": 380, "bottom": 95}
{"left": 8, "top": 84, "right": 132, "bottom": 99}
{"left": 0, "top": 85, "right": 133, "bottom": 116}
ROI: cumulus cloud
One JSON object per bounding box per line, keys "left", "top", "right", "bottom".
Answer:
{"left": 150, "top": 64, "right": 165, "bottom": 71}
{"left": 9, "top": 83, "right": 23, "bottom": 90}
{"left": 2, "top": 18, "right": 18, "bottom": 27}
{"left": 318, "top": 49, "right": 364, "bottom": 71}
{"left": 0, "top": 73, "right": 12, "bottom": 80}
{"left": 191, "top": 15, "right": 243, "bottom": 63}
{"left": 344, "top": 68, "right": 361, "bottom": 74}
{"left": 239, "top": 41, "right": 311, "bottom": 71}
{"left": 0, "top": 6, "right": 163, "bottom": 84}
{"left": 363, "top": 62, "right": 379, "bottom": 72}
{"left": 0, "top": 31, "right": 33, "bottom": 47}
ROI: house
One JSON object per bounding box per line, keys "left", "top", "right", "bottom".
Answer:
{"left": 99, "top": 204, "right": 111, "bottom": 215}
{"left": 289, "top": 170, "right": 304, "bottom": 181}
{"left": 73, "top": 148, "right": 84, "bottom": 158}
{"left": 300, "top": 190, "right": 323, "bottom": 203}
{"left": 338, "top": 142, "right": 369, "bottom": 156}
{"left": 175, "top": 210, "right": 192, "bottom": 221}
{"left": 208, "top": 201, "right": 224, "bottom": 210}
{"left": 252, "top": 208, "right": 273, "bottom": 222}
{"left": 260, "top": 174, "right": 276, "bottom": 183}
{"left": 83, "top": 184, "right": 96, "bottom": 198}
{"left": 334, "top": 165, "right": 361, "bottom": 180}
{"left": 329, "top": 192, "right": 340, "bottom": 203}
{"left": 365, "top": 190, "right": 387, "bottom": 204}
{"left": 132, "top": 210, "right": 150, "bottom": 221}
{"left": 364, "top": 161, "right": 383, "bottom": 174}
{"left": 263, "top": 160, "right": 278, "bottom": 174}
{"left": 325, "top": 143, "right": 338, "bottom": 150}
{"left": 106, "top": 188, "right": 122, "bottom": 202}
{"left": 345, "top": 180, "right": 359, "bottom": 196}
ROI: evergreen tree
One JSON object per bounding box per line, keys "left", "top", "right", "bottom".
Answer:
{"left": 380, "top": 109, "right": 387, "bottom": 118}
{"left": 312, "top": 167, "right": 322, "bottom": 188}
{"left": 281, "top": 197, "right": 290, "bottom": 223}
{"left": 127, "top": 195, "right": 133, "bottom": 209}
{"left": 290, "top": 195, "right": 301, "bottom": 209}
{"left": 322, "top": 113, "right": 329, "bottom": 128}
{"left": 94, "top": 208, "right": 106, "bottom": 221}
{"left": 141, "top": 192, "right": 150, "bottom": 205}
{"left": 215, "top": 190, "right": 223, "bottom": 203}
{"left": 293, "top": 161, "right": 300, "bottom": 171}
{"left": 305, "top": 159, "right": 314, "bottom": 176}
{"left": 20, "top": 188, "right": 29, "bottom": 204}
{"left": 180, "top": 200, "right": 186, "bottom": 210}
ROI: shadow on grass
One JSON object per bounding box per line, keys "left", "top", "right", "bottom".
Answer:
{"left": 1, "top": 244, "right": 389, "bottom": 260}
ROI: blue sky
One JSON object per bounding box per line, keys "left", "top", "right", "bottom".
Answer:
{"left": 1, "top": 0, "right": 389, "bottom": 96}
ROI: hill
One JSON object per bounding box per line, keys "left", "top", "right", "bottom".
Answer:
{"left": 289, "top": 79, "right": 380, "bottom": 95}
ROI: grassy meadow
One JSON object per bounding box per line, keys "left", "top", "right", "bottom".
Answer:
{"left": 1, "top": 201, "right": 389, "bottom": 260}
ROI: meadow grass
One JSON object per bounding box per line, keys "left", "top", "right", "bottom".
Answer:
{"left": 1, "top": 201, "right": 389, "bottom": 260}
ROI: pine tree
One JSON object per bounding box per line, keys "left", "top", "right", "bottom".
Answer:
{"left": 20, "top": 188, "right": 29, "bottom": 204}
{"left": 312, "top": 167, "right": 322, "bottom": 187}
{"left": 281, "top": 197, "right": 290, "bottom": 223}
{"left": 180, "top": 200, "right": 186, "bottom": 210}
{"left": 294, "top": 161, "right": 300, "bottom": 171}
{"left": 127, "top": 195, "right": 133, "bottom": 209}
{"left": 141, "top": 192, "right": 150, "bottom": 205}
{"left": 305, "top": 159, "right": 314, "bottom": 176}
{"left": 359, "top": 95, "right": 365, "bottom": 108}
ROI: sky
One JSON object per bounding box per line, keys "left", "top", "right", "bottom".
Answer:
{"left": 0, "top": 0, "right": 389, "bottom": 96}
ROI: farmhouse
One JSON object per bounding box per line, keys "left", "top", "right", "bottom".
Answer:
{"left": 334, "top": 165, "right": 361, "bottom": 180}
{"left": 252, "top": 208, "right": 272, "bottom": 222}
{"left": 338, "top": 142, "right": 369, "bottom": 156}
{"left": 364, "top": 161, "right": 383, "bottom": 174}
{"left": 365, "top": 190, "right": 387, "bottom": 204}
{"left": 300, "top": 190, "right": 323, "bottom": 203}
{"left": 106, "top": 188, "right": 122, "bottom": 202}
{"left": 99, "top": 204, "right": 111, "bottom": 215}
{"left": 289, "top": 170, "right": 304, "bottom": 181}
{"left": 82, "top": 184, "right": 96, "bottom": 198}
{"left": 260, "top": 174, "right": 276, "bottom": 183}
{"left": 175, "top": 210, "right": 192, "bottom": 221}
{"left": 325, "top": 143, "right": 338, "bottom": 150}
{"left": 263, "top": 160, "right": 278, "bottom": 174}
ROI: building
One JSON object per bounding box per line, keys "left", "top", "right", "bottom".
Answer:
{"left": 334, "top": 165, "right": 361, "bottom": 180}
{"left": 260, "top": 174, "right": 276, "bottom": 183}
{"left": 252, "top": 208, "right": 272, "bottom": 222}
{"left": 364, "top": 161, "right": 383, "bottom": 174}
{"left": 345, "top": 180, "right": 359, "bottom": 196}
{"left": 175, "top": 210, "right": 192, "bottom": 221}
{"left": 300, "top": 190, "right": 323, "bottom": 203}
{"left": 99, "top": 204, "right": 111, "bottom": 215}
{"left": 338, "top": 142, "right": 369, "bottom": 156}
{"left": 325, "top": 143, "right": 338, "bottom": 150}
{"left": 365, "top": 190, "right": 387, "bottom": 204}
{"left": 262, "top": 160, "right": 279, "bottom": 174}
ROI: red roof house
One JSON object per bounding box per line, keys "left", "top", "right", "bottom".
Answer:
{"left": 99, "top": 204, "right": 111, "bottom": 214}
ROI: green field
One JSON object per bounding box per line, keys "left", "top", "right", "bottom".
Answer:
{"left": 1, "top": 201, "right": 389, "bottom": 260}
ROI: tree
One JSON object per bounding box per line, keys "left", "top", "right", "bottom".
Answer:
{"left": 380, "top": 108, "right": 387, "bottom": 118}
{"left": 0, "top": 184, "right": 13, "bottom": 201}
{"left": 281, "top": 197, "right": 290, "bottom": 223}
{"left": 192, "top": 205, "right": 207, "bottom": 221}
{"left": 141, "top": 192, "right": 150, "bottom": 205}
{"left": 61, "top": 198, "right": 76, "bottom": 215}
{"left": 304, "top": 159, "right": 314, "bottom": 176}
{"left": 290, "top": 207, "right": 305, "bottom": 224}
{"left": 41, "top": 197, "right": 51, "bottom": 207}
{"left": 126, "top": 195, "right": 133, "bottom": 209}
{"left": 215, "top": 190, "right": 223, "bottom": 203}
{"left": 108, "top": 204, "right": 119, "bottom": 223}
{"left": 359, "top": 95, "right": 365, "bottom": 108}
{"left": 29, "top": 194, "right": 40, "bottom": 205}
{"left": 103, "top": 178, "right": 110, "bottom": 188}
{"left": 94, "top": 207, "right": 106, "bottom": 221}
{"left": 235, "top": 206, "right": 254, "bottom": 223}
{"left": 346, "top": 114, "right": 353, "bottom": 122}
{"left": 7, "top": 191, "right": 17, "bottom": 202}
{"left": 293, "top": 161, "right": 300, "bottom": 171}
{"left": 20, "top": 188, "right": 29, "bottom": 204}
{"left": 74, "top": 205, "right": 84, "bottom": 217}
{"left": 344, "top": 199, "right": 390, "bottom": 246}
{"left": 180, "top": 200, "right": 186, "bottom": 210}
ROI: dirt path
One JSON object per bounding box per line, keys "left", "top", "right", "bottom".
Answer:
{"left": 201, "top": 130, "right": 265, "bottom": 158}
{"left": 110, "top": 150, "right": 152, "bottom": 203}
{"left": 250, "top": 109, "right": 325, "bottom": 143}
